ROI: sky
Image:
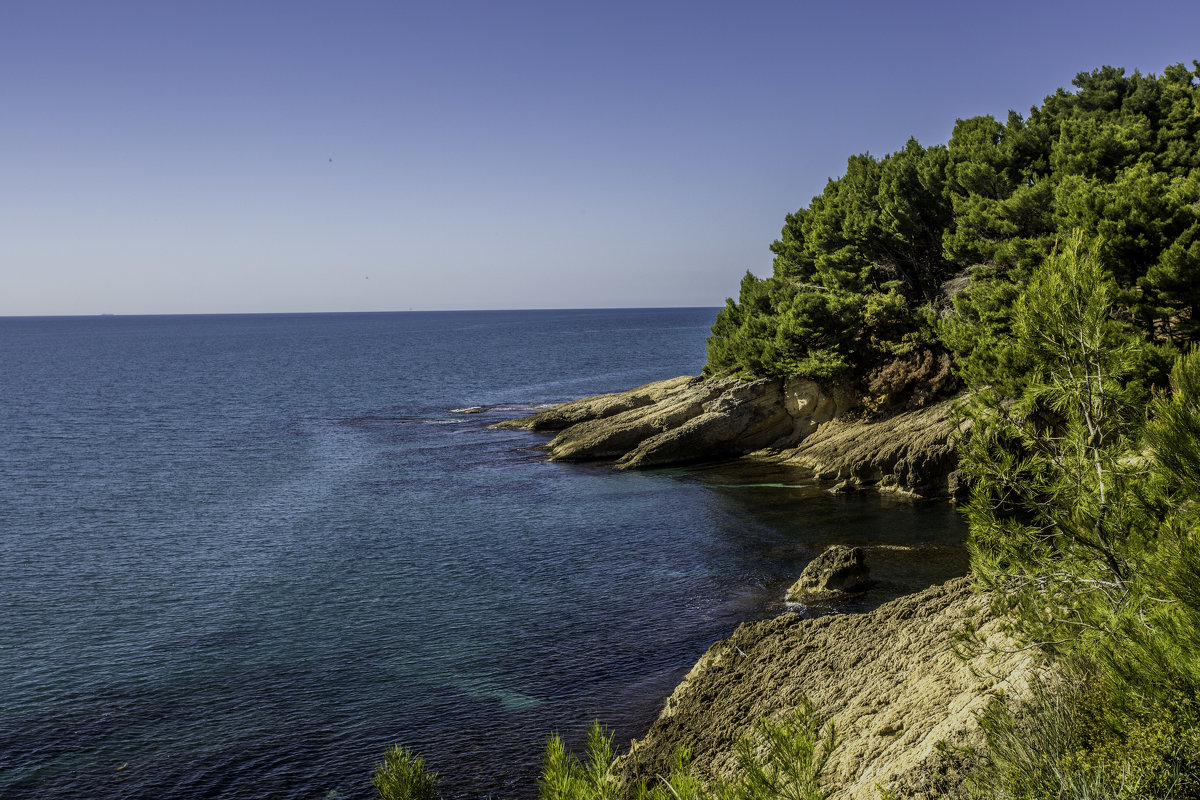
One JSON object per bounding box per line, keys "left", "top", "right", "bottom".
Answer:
{"left": 2, "top": 0, "right": 1198, "bottom": 316}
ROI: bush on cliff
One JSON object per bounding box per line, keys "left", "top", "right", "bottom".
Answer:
{"left": 704, "top": 139, "right": 952, "bottom": 384}
{"left": 966, "top": 663, "right": 1200, "bottom": 800}
{"left": 956, "top": 232, "right": 1149, "bottom": 648}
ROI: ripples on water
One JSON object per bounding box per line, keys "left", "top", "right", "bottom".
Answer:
{"left": 0, "top": 310, "right": 967, "bottom": 799}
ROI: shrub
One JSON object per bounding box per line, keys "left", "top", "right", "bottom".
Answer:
{"left": 373, "top": 745, "right": 439, "bottom": 800}
{"left": 539, "top": 701, "right": 837, "bottom": 800}
{"left": 723, "top": 699, "right": 838, "bottom": 800}
{"left": 965, "top": 662, "right": 1199, "bottom": 800}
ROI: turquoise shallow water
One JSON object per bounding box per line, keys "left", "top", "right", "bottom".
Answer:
{"left": 0, "top": 309, "right": 967, "bottom": 799}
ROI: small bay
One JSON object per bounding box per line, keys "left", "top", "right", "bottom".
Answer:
{"left": 0, "top": 309, "right": 966, "bottom": 799}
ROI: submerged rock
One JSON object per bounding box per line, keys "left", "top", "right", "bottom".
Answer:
{"left": 786, "top": 545, "right": 871, "bottom": 602}
{"left": 450, "top": 405, "right": 488, "bottom": 414}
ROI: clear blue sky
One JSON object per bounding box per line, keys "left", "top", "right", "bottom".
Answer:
{"left": 3, "top": 0, "right": 1197, "bottom": 315}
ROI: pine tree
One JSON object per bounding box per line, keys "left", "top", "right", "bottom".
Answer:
{"left": 956, "top": 232, "right": 1149, "bottom": 649}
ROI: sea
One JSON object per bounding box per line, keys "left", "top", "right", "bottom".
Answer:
{"left": 0, "top": 308, "right": 968, "bottom": 800}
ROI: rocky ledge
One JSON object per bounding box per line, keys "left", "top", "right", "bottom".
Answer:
{"left": 613, "top": 578, "right": 1038, "bottom": 800}
{"left": 494, "top": 375, "right": 962, "bottom": 497}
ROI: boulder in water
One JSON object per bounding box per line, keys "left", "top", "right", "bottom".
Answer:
{"left": 786, "top": 544, "right": 871, "bottom": 602}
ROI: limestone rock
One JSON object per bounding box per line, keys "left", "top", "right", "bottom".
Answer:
{"left": 613, "top": 579, "right": 1040, "bottom": 800}
{"left": 491, "top": 375, "right": 698, "bottom": 432}
{"left": 498, "top": 376, "right": 798, "bottom": 467}
{"left": 781, "top": 378, "right": 857, "bottom": 441}
{"left": 786, "top": 545, "right": 870, "bottom": 602}
{"left": 616, "top": 379, "right": 793, "bottom": 469}
{"left": 496, "top": 373, "right": 961, "bottom": 497}
{"left": 751, "top": 397, "right": 960, "bottom": 497}
{"left": 541, "top": 378, "right": 735, "bottom": 461}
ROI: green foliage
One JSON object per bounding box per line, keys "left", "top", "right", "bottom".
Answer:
{"left": 540, "top": 723, "right": 622, "bottom": 800}
{"left": 957, "top": 232, "right": 1150, "bottom": 649}
{"left": 1094, "top": 350, "right": 1200, "bottom": 793}
{"left": 705, "top": 139, "right": 953, "bottom": 383}
{"left": 707, "top": 61, "right": 1200, "bottom": 398}
{"left": 373, "top": 745, "right": 439, "bottom": 800}
{"left": 721, "top": 699, "right": 838, "bottom": 800}
{"left": 943, "top": 63, "right": 1200, "bottom": 390}
{"left": 966, "top": 664, "right": 1197, "bottom": 800}
{"left": 955, "top": 229, "right": 1200, "bottom": 797}
{"left": 703, "top": 272, "right": 858, "bottom": 381}
{"left": 538, "top": 703, "right": 836, "bottom": 800}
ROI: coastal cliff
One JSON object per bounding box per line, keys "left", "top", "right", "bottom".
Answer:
{"left": 495, "top": 375, "right": 961, "bottom": 497}
{"left": 613, "top": 578, "right": 1038, "bottom": 800}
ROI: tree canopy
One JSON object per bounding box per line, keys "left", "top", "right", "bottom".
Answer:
{"left": 705, "top": 63, "right": 1200, "bottom": 402}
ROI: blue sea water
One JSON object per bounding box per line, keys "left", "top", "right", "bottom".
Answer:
{"left": 0, "top": 309, "right": 967, "bottom": 800}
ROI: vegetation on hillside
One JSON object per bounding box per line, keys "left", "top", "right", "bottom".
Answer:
{"left": 705, "top": 62, "right": 1200, "bottom": 408}
{"left": 540, "top": 703, "right": 836, "bottom": 800}
{"left": 915, "top": 63, "right": 1200, "bottom": 800}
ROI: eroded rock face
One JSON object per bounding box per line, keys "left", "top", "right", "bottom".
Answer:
{"left": 786, "top": 545, "right": 870, "bottom": 602}
{"left": 495, "top": 375, "right": 961, "bottom": 496}
{"left": 612, "top": 579, "right": 1039, "bottom": 800}
{"left": 496, "top": 376, "right": 798, "bottom": 467}
{"left": 760, "top": 398, "right": 961, "bottom": 497}
{"left": 782, "top": 379, "right": 855, "bottom": 441}
{"left": 617, "top": 379, "right": 792, "bottom": 469}
{"left": 544, "top": 378, "right": 736, "bottom": 462}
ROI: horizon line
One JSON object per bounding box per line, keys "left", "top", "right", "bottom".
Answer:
{"left": 0, "top": 305, "right": 724, "bottom": 320}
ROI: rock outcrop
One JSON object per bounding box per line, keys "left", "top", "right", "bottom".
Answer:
{"left": 757, "top": 398, "right": 962, "bottom": 498}
{"left": 495, "top": 375, "right": 961, "bottom": 496}
{"left": 497, "top": 376, "right": 699, "bottom": 433}
{"left": 613, "top": 578, "right": 1039, "bottom": 800}
{"left": 786, "top": 545, "right": 871, "bottom": 602}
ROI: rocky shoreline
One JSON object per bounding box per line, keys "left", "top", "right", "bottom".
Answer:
{"left": 497, "top": 377, "right": 1020, "bottom": 797}
{"left": 494, "top": 374, "right": 963, "bottom": 498}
